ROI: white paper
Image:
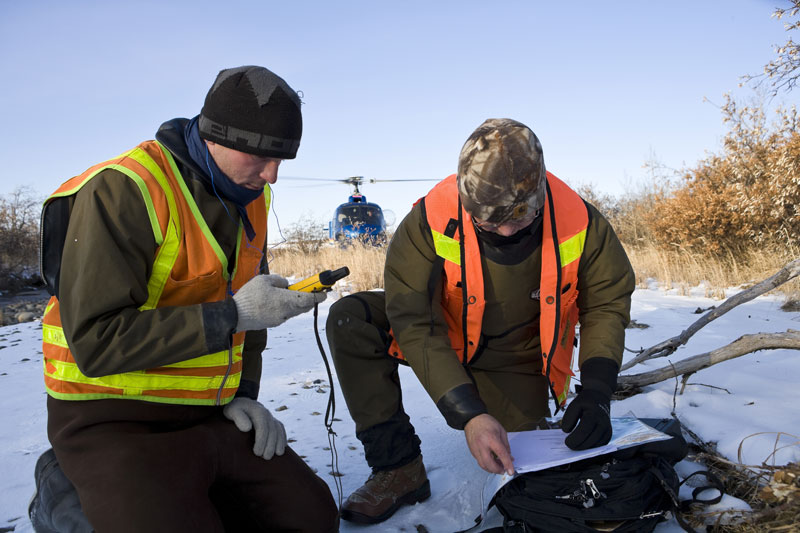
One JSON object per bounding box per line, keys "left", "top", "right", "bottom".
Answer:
{"left": 480, "top": 415, "right": 673, "bottom": 520}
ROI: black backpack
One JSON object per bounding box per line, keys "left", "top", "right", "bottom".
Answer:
{"left": 489, "top": 418, "right": 719, "bottom": 533}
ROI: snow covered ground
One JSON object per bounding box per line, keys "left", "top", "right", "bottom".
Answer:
{"left": 1, "top": 284, "right": 799, "bottom": 532}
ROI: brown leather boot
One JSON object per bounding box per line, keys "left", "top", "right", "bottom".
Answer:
{"left": 340, "top": 455, "right": 430, "bottom": 523}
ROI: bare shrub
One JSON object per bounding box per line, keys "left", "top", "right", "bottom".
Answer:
{"left": 742, "top": 0, "right": 800, "bottom": 97}
{"left": 645, "top": 94, "right": 800, "bottom": 258}
{"left": 575, "top": 179, "right": 662, "bottom": 248}
{"left": 0, "top": 187, "right": 41, "bottom": 292}
{"left": 281, "top": 214, "right": 328, "bottom": 254}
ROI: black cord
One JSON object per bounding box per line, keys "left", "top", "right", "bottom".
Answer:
{"left": 313, "top": 302, "right": 344, "bottom": 508}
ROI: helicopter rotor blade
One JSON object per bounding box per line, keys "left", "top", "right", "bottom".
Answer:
{"left": 282, "top": 176, "right": 364, "bottom": 183}
{"left": 280, "top": 176, "right": 438, "bottom": 190}
{"left": 367, "top": 178, "right": 440, "bottom": 183}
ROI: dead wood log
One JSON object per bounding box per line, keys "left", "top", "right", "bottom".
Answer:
{"left": 617, "top": 330, "right": 800, "bottom": 390}
{"left": 621, "top": 258, "right": 800, "bottom": 371}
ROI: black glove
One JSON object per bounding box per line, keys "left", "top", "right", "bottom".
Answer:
{"left": 562, "top": 358, "right": 618, "bottom": 450}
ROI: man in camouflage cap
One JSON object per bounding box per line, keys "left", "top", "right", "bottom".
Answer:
{"left": 326, "top": 118, "right": 635, "bottom": 523}
{"left": 458, "top": 118, "right": 546, "bottom": 228}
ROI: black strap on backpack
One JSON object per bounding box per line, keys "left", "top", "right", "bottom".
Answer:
{"left": 673, "top": 469, "right": 725, "bottom": 532}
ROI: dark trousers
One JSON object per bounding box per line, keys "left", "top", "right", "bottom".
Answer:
{"left": 326, "top": 291, "right": 421, "bottom": 471}
{"left": 326, "top": 291, "right": 551, "bottom": 472}
{"left": 47, "top": 397, "right": 339, "bottom": 533}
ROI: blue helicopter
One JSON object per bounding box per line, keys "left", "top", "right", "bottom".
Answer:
{"left": 328, "top": 176, "right": 392, "bottom": 245}
{"left": 287, "top": 175, "right": 438, "bottom": 245}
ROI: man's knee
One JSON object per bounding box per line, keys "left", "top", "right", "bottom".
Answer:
{"left": 326, "top": 294, "right": 369, "bottom": 330}
{"left": 326, "top": 293, "right": 390, "bottom": 364}
{"left": 327, "top": 292, "right": 386, "bottom": 330}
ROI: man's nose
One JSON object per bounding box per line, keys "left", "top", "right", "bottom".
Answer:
{"left": 259, "top": 160, "right": 280, "bottom": 184}
{"left": 496, "top": 224, "right": 518, "bottom": 237}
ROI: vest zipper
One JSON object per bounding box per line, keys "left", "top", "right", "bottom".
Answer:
{"left": 216, "top": 279, "right": 235, "bottom": 405}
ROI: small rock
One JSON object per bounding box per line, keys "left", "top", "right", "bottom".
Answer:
{"left": 275, "top": 405, "right": 288, "bottom": 412}
{"left": 16, "top": 312, "right": 35, "bottom": 323}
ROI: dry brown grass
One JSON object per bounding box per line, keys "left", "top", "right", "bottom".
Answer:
{"left": 267, "top": 236, "right": 799, "bottom": 304}
{"left": 625, "top": 241, "right": 800, "bottom": 300}
{"left": 267, "top": 241, "right": 388, "bottom": 293}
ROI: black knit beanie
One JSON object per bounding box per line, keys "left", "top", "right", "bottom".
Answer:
{"left": 199, "top": 65, "right": 302, "bottom": 159}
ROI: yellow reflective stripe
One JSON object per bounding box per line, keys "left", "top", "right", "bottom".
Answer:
{"left": 170, "top": 155, "right": 231, "bottom": 281}
{"left": 42, "top": 323, "right": 68, "bottom": 348}
{"left": 166, "top": 344, "right": 243, "bottom": 368}
{"left": 557, "top": 376, "right": 570, "bottom": 404}
{"left": 45, "top": 389, "right": 236, "bottom": 406}
{"left": 103, "top": 164, "right": 164, "bottom": 246}
{"left": 46, "top": 358, "right": 239, "bottom": 393}
{"left": 122, "top": 145, "right": 184, "bottom": 311}
{"left": 43, "top": 323, "right": 244, "bottom": 369}
{"left": 140, "top": 222, "right": 180, "bottom": 311}
{"left": 431, "top": 229, "right": 461, "bottom": 266}
{"left": 559, "top": 229, "right": 586, "bottom": 268}
{"left": 230, "top": 186, "right": 271, "bottom": 280}
{"left": 44, "top": 155, "right": 164, "bottom": 247}
{"left": 125, "top": 147, "right": 182, "bottom": 241}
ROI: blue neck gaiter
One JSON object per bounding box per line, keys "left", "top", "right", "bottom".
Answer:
{"left": 184, "top": 115, "right": 261, "bottom": 241}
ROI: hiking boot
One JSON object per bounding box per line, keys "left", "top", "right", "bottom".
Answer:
{"left": 29, "top": 448, "right": 93, "bottom": 533}
{"left": 341, "top": 455, "right": 430, "bottom": 524}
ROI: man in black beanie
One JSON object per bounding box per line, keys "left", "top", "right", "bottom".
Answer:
{"left": 30, "top": 66, "right": 339, "bottom": 532}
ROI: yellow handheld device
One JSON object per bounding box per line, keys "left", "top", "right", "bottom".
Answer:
{"left": 287, "top": 266, "right": 350, "bottom": 293}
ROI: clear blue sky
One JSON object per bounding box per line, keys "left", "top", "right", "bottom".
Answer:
{"left": 1, "top": 0, "right": 797, "bottom": 238}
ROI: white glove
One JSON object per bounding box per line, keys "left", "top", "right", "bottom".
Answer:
{"left": 232, "top": 274, "right": 326, "bottom": 331}
{"left": 223, "top": 397, "right": 287, "bottom": 460}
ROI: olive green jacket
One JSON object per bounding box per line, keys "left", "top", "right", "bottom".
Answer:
{"left": 56, "top": 119, "right": 265, "bottom": 399}
{"left": 385, "top": 198, "right": 634, "bottom": 421}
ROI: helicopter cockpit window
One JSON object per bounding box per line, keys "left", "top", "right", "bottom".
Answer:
{"left": 336, "top": 205, "right": 383, "bottom": 227}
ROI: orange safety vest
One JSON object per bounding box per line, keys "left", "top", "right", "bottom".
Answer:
{"left": 41, "top": 140, "right": 268, "bottom": 406}
{"left": 388, "top": 172, "right": 588, "bottom": 408}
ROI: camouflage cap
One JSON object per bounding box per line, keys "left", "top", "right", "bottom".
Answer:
{"left": 457, "top": 118, "right": 546, "bottom": 224}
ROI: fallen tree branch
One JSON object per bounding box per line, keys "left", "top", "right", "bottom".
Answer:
{"left": 621, "top": 258, "right": 800, "bottom": 371}
{"left": 617, "top": 330, "right": 800, "bottom": 390}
